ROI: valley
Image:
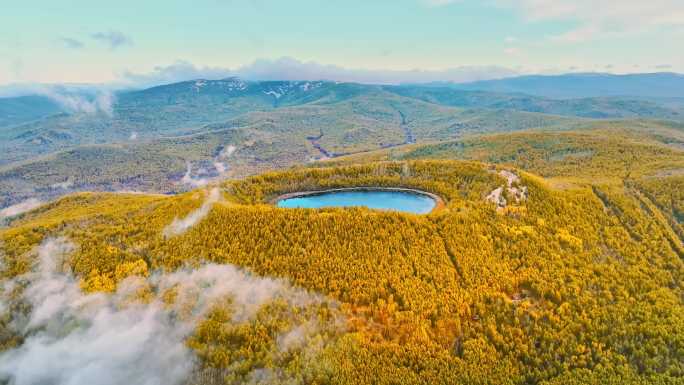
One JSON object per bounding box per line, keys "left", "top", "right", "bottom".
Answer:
{"left": 4, "top": 77, "right": 682, "bottom": 209}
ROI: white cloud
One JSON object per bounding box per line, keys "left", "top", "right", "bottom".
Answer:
{"left": 498, "top": 0, "right": 684, "bottom": 41}
{"left": 213, "top": 145, "right": 237, "bottom": 176}
{"left": 0, "top": 237, "right": 339, "bottom": 385}
{"left": 122, "top": 57, "right": 519, "bottom": 86}
{"left": 6, "top": 84, "right": 116, "bottom": 116}
{"left": 91, "top": 30, "right": 133, "bottom": 50}
{"left": 213, "top": 161, "right": 227, "bottom": 175}
{"left": 424, "top": 0, "right": 684, "bottom": 41}
{"left": 59, "top": 37, "right": 84, "bottom": 49}
{"left": 179, "top": 161, "right": 209, "bottom": 188}
{"left": 218, "top": 145, "right": 237, "bottom": 159}
{"left": 240, "top": 57, "right": 518, "bottom": 84}
{"left": 51, "top": 180, "right": 73, "bottom": 190}
{"left": 42, "top": 87, "right": 115, "bottom": 116}
{"left": 0, "top": 83, "right": 116, "bottom": 115}
{"left": 180, "top": 147, "right": 237, "bottom": 189}
{"left": 120, "top": 61, "right": 234, "bottom": 88}
{"left": 163, "top": 188, "right": 220, "bottom": 238}
{"left": 0, "top": 199, "right": 42, "bottom": 220}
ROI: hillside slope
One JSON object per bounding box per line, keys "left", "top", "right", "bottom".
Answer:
{"left": 389, "top": 85, "right": 683, "bottom": 120}
{"left": 0, "top": 91, "right": 582, "bottom": 208}
{"left": 4, "top": 78, "right": 683, "bottom": 167}
{"left": 2, "top": 78, "right": 683, "bottom": 211}
{"left": 0, "top": 95, "right": 63, "bottom": 128}
{"left": 332, "top": 121, "right": 684, "bottom": 244}
{"left": 446, "top": 72, "right": 684, "bottom": 99}
{"left": 1, "top": 154, "right": 682, "bottom": 384}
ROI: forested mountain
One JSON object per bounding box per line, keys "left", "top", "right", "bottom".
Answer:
{"left": 1, "top": 134, "right": 682, "bottom": 383}
{"left": 0, "top": 95, "right": 62, "bottom": 127}
{"left": 388, "top": 85, "right": 683, "bottom": 119}
{"left": 4, "top": 0, "right": 683, "bottom": 381}
{"left": 2, "top": 76, "right": 684, "bottom": 209}
{"left": 3, "top": 77, "right": 682, "bottom": 167}
{"left": 1, "top": 72, "right": 683, "bottom": 385}
{"left": 443, "top": 72, "right": 684, "bottom": 99}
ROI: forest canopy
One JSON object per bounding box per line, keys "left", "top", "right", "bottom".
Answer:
{"left": 0, "top": 128, "right": 682, "bottom": 384}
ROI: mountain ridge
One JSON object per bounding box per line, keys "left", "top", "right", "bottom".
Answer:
{"left": 1, "top": 76, "right": 683, "bottom": 208}
{"left": 440, "top": 72, "right": 684, "bottom": 99}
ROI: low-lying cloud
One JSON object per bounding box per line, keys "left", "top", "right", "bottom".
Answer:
{"left": 39, "top": 87, "right": 115, "bottom": 116}
{"left": 180, "top": 146, "right": 237, "bottom": 189}
{"left": 213, "top": 145, "right": 237, "bottom": 176}
{"left": 121, "top": 61, "right": 235, "bottom": 88}
{"left": 180, "top": 161, "right": 210, "bottom": 189}
{"left": 0, "top": 84, "right": 117, "bottom": 116}
{"left": 0, "top": 199, "right": 42, "bottom": 221}
{"left": 121, "top": 57, "right": 519, "bottom": 87}
{"left": 238, "top": 57, "right": 519, "bottom": 84}
{"left": 50, "top": 180, "right": 74, "bottom": 190}
{"left": 0, "top": 237, "right": 341, "bottom": 385}
{"left": 163, "top": 188, "right": 221, "bottom": 238}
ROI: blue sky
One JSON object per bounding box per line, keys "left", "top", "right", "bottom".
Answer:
{"left": 1, "top": 0, "right": 683, "bottom": 85}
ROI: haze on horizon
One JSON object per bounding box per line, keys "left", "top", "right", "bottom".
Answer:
{"left": 2, "top": 0, "right": 684, "bottom": 87}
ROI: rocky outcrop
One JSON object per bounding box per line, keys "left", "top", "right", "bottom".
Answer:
{"left": 486, "top": 170, "right": 528, "bottom": 210}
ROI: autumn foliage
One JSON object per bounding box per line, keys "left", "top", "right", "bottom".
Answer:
{"left": 1, "top": 156, "right": 682, "bottom": 384}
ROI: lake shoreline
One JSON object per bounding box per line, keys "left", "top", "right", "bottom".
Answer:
{"left": 271, "top": 187, "right": 445, "bottom": 214}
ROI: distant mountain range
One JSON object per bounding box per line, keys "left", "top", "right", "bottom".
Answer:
{"left": 2, "top": 74, "right": 684, "bottom": 131}
{"left": 1, "top": 74, "right": 683, "bottom": 208}
{"left": 0, "top": 95, "right": 62, "bottom": 127}
{"left": 1, "top": 76, "right": 682, "bottom": 168}
{"left": 435, "top": 73, "right": 684, "bottom": 99}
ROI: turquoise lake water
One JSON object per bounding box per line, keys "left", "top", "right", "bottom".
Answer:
{"left": 276, "top": 190, "right": 436, "bottom": 214}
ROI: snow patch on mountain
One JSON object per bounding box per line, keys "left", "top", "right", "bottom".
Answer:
{"left": 187, "top": 78, "right": 249, "bottom": 94}
{"left": 262, "top": 81, "right": 324, "bottom": 100}
{"left": 264, "top": 90, "right": 283, "bottom": 99}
